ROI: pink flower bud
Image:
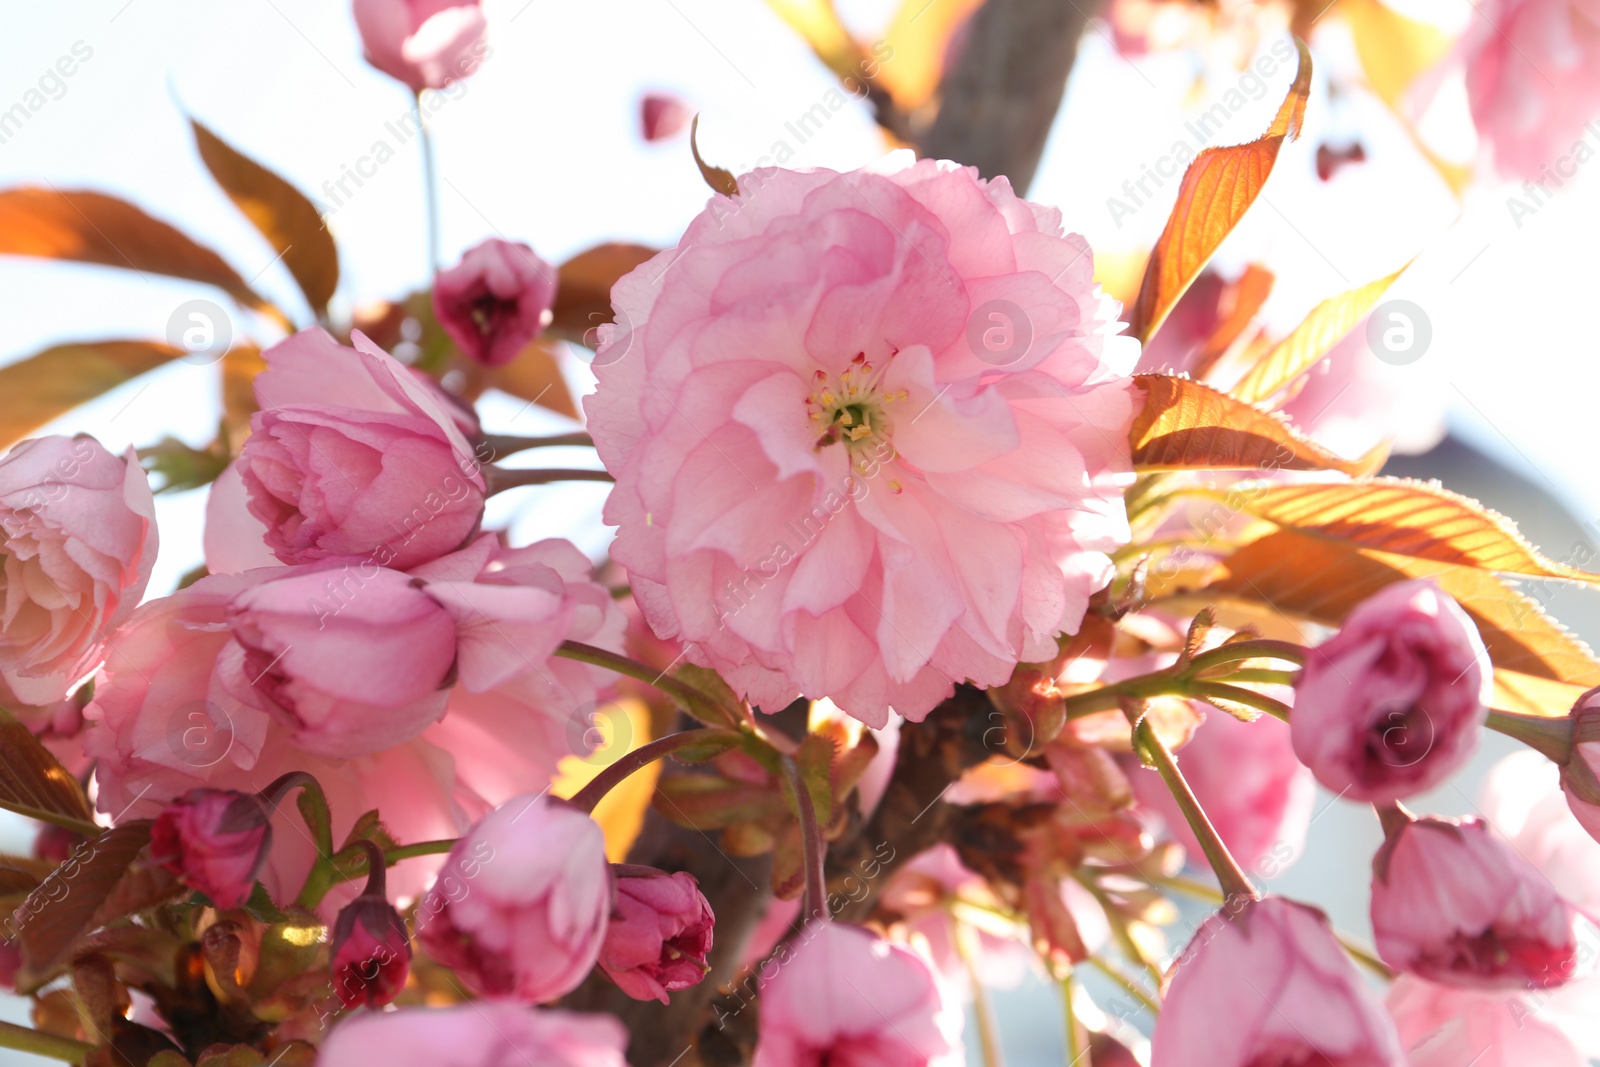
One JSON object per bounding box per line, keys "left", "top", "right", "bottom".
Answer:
{"left": 149, "top": 789, "right": 272, "bottom": 910}
{"left": 1291, "top": 580, "right": 1489, "bottom": 803}
{"left": 219, "top": 566, "right": 457, "bottom": 758}
{"left": 415, "top": 793, "right": 609, "bottom": 1003}
{"left": 1152, "top": 897, "right": 1405, "bottom": 1067}
{"left": 318, "top": 1000, "right": 627, "bottom": 1067}
{"left": 752, "top": 923, "right": 954, "bottom": 1067}
{"left": 1371, "top": 814, "right": 1584, "bottom": 990}
{"left": 639, "top": 93, "right": 693, "bottom": 142}
{"left": 352, "top": 0, "right": 487, "bottom": 93}
{"left": 1560, "top": 687, "right": 1600, "bottom": 843}
{"left": 331, "top": 895, "right": 412, "bottom": 1008}
{"left": 433, "top": 238, "right": 557, "bottom": 367}
{"left": 226, "top": 329, "right": 487, "bottom": 573}
{"left": 598, "top": 865, "right": 713, "bottom": 1003}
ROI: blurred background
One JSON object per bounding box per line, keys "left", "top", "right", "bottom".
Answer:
{"left": 3, "top": 0, "right": 1599, "bottom": 1062}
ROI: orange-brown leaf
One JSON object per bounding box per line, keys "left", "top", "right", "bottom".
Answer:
{"left": 546, "top": 242, "right": 659, "bottom": 341}
{"left": 0, "top": 188, "right": 267, "bottom": 309}
{"left": 0, "top": 340, "right": 183, "bottom": 450}
{"left": 1205, "top": 478, "right": 1600, "bottom": 583}
{"left": 1208, "top": 529, "right": 1600, "bottom": 715}
{"left": 191, "top": 119, "right": 339, "bottom": 317}
{"left": 1128, "top": 39, "right": 1311, "bottom": 343}
{"left": 0, "top": 709, "right": 95, "bottom": 831}
{"left": 1230, "top": 263, "right": 1408, "bottom": 404}
{"left": 1190, "top": 263, "right": 1275, "bottom": 379}
{"left": 1129, "top": 374, "right": 1381, "bottom": 476}
{"left": 221, "top": 345, "right": 265, "bottom": 450}
{"left": 485, "top": 338, "right": 578, "bottom": 420}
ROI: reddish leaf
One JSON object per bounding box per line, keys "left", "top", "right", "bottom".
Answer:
{"left": 690, "top": 114, "right": 739, "bottom": 197}
{"left": 0, "top": 188, "right": 268, "bottom": 309}
{"left": 191, "top": 119, "right": 339, "bottom": 317}
{"left": 546, "top": 243, "right": 659, "bottom": 341}
{"left": 0, "top": 340, "right": 183, "bottom": 450}
{"left": 0, "top": 709, "right": 95, "bottom": 831}
{"left": 1128, "top": 39, "right": 1312, "bottom": 343}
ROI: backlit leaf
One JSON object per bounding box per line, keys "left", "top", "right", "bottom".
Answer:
{"left": 483, "top": 339, "right": 577, "bottom": 420}
{"left": 1207, "top": 529, "right": 1600, "bottom": 716}
{"left": 0, "top": 188, "right": 268, "bottom": 309}
{"left": 0, "top": 340, "right": 182, "bottom": 451}
{"left": 1128, "top": 39, "right": 1311, "bottom": 343}
{"left": 1129, "top": 374, "right": 1383, "bottom": 476}
{"left": 1343, "top": 0, "right": 1450, "bottom": 110}
{"left": 546, "top": 242, "right": 658, "bottom": 342}
{"left": 876, "top": 0, "right": 985, "bottom": 111}
{"left": 191, "top": 119, "right": 339, "bottom": 318}
{"left": 1230, "top": 263, "right": 1408, "bottom": 404}
{"left": 1198, "top": 478, "right": 1600, "bottom": 583}
{"left": 1190, "top": 263, "right": 1275, "bottom": 379}
{"left": 0, "top": 709, "right": 95, "bottom": 832}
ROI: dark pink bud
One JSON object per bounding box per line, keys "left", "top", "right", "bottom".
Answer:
{"left": 599, "top": 865, "right": 713, "bottom": 1003}
{"left": 331, "top": 896, "right": 412, "bottom": 1008}
{"left": 433, "top": 238, "right": 557, "bottom": 367}
{"left": 149, "top": 788, "right": 272, "bottom": 910}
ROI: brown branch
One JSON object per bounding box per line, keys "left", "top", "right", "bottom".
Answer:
{"left": 919, "top": 0, "right": 1109, "bottom": 195}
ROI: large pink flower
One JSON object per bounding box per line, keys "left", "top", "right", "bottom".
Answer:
{"left": 83, "top": 536, "right": 625, "bottom": 905}
{"left": 1388, "top": 975, "right": 1587, "bottom": 1067}
{"left": 352, "top": 0, "right": 489, "bottom": 93}
{"left": 216, "top": 328, "right": 487, "bottom": 574}
{"left": 587, "top": 153, "right": 1138, "bottom": 727}
{"left": 0, "top": 435, "right": 157, "bottom": 704}
{"left": 318, "top": 1001, "right": 627, "bottom": 1067}
{"left": 1462, "top": 0, "right": 1600, "bottom": 180}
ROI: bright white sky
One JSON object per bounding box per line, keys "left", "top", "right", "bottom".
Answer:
{"left": 3, "top": 2, "right": 1600, "bottom": 1062}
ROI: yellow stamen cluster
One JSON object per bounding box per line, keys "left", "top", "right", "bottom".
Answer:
{"left": 805, "top": 351, "right": 907, "bottom": 452}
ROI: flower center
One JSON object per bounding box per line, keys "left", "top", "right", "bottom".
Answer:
{"left": 806, "top": 351, "right": 907, "bottom": 454}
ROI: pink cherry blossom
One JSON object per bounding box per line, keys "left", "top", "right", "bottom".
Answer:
{"left": 1461, "top": 0, "right": 1600, "bottom": 180}
{"left": 434, "top": 238, "right": 557, "bottom": 367}
{"left": 1291, "top": 579, "right": 1490, "bottom": 803}
{"left": 352, "top": 0, "right": 488, "bottom": 93}
{"left": 1130, "top": 707, "right": 1313, "bottom": 877}
{"left": 220, "top": 328, "right": 488, "bottom": 574}
{"left": 586, "top": 153, "right": 1138, "bottom": 727}
{"left": 752, "top": 922, "right": 956, "bottom": 1067}
{"left": 1372, "top": 814, "right": 1583, "bottom": 990}
{"left": 415, "top": 793, "right": 610, "bottom": 1003}
{"left": 1151, "top": 896, "right": 1406, "bottom": 1067}
{"left": 84, "top": 537, "right": 626, "bottom": 906}
{"left": 317, "top": 1001, "right": 627, "bottom": 1067}
{"left": 598, "top": 865, "right": 714, "bottom": 1003}
{"left": 217, "top": 565, "right": 457, "bottom": 758}
{"left": 0, "top": 434, "right": 156, "bottom": 704}
{"left": 1559, "top": 685, "right": 1600, "bottom": 842}
{"left": 1388, "top": 975, "right": 1587, "bottom": 1067}
{"left": 149, "top": 788, "right": 273, "bottom": 909}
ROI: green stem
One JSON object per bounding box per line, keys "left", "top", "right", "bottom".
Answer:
{"left": 1123, "top": 701, "right": 1257, "bottom": 903}
{"left": 571, "top": 730, "right": 723, "bottom": 813}
{"left": 416, "top": 92, "right": 440, "bottom": 277}
{"left": 1213, "top": 668, "right": 1299, "bottom": 687}
{"left": 1486, "top": 710, "right": 1573, "bottom": 763}
{"left": 780, "top": 755, "right": 829, "bottom": 925}
{"left": 481, "top": 432, "right": 594, "bottom": 458}
{"left": 486, "top": 467, "right": 615, "bottom": 494}
{"left": 1188, "top": 682, "right": 1292, "bottom": 722}
{"left": 555, "top": 641, "right": 743, "bottom": 729}
{"left": 1085, "top": 956, "right": 1161, "bottom": 1016}
{"left": 954, "top": 924, "right": 1005, "bottom": 1067}
{"left": 0, "top": 1021, "right": 92, "bottom": 1064}
{"left": 0, "top": 804, "right": 98, "bottom": 839}
{"left": 1062, "top": 974, "right": 1088, "bottom": 1067}
{"left": 1186, "top": 639, "right": 1307, "bottom": 673}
